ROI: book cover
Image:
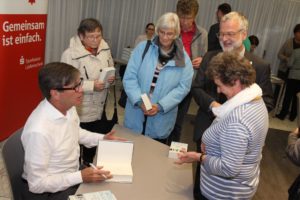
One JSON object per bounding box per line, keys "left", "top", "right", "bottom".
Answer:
{"left": 168, "top": 141, "right": 188, "bottom": 159}
{"left": 96, "top": 140, "right": 134, "bottom": 183}
{"left": 141, "top": 93, "right": 152, "bottom": 111}
{"left": 99, "top": 67, "right": 115, "bottom": 88}
{"left": 69, "top": 190, "right": 117, "bottom": 200}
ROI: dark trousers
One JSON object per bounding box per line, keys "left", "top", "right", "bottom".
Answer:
{"left": 193, "top": 110, "right": 214, "bottom": 200}
{"left": 153, "top": 138, "right": 168, "bottom": 144}
{"left": 21, "top": 179, "right": 79, "bottom": 200}
{"left": 194, "top": 138, "right": 201, "bottom": 200}
{"left": 167, "top": 92, "right": 193, "bottom": 145}
{"left": 193, "top": 138, "right": 209, "bottom": 200}
{"left": 274, "top": 70, "right": 289, "bottom": 105}
{"left": 80, "top": 119, "right": 106, "bottom": 164}
{"left": 278, "top": 79, "right": 300, "bottom": 119}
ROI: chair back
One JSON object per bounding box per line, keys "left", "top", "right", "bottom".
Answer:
{"left": 2, "top": 128, "right": 24, "bottom": 200}
{"left": 121, "top": 47, "right": 133, "bottom": 62}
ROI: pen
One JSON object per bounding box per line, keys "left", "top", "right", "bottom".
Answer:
{"left": 89, "top": 163, "right": 107, "bottom": 179}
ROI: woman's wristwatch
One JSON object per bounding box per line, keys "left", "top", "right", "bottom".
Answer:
{"left": 200, "top": 153, "right": 206, "bottom": 163}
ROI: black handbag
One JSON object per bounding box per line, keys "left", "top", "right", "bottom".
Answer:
{"left": 118, "top": 88, "right": 127, "bottom": 108}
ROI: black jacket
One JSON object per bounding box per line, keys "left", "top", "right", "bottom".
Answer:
{"left": 207, "top": 23, "right": 222, "bottom": 51}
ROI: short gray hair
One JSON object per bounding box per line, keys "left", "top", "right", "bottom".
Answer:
{"left": 221, "top": 11, "right": 249, "bottom": 31}
{"left": 155, "top": 12, "right": 180, "bottom": 38}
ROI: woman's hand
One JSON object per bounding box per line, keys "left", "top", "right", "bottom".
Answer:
{"left": 141, "top": 103, "right": 159, "bottom": 116}
{"left": 94, "top": 80, "right": 105, "bottom": 91}
{"left": 107, "top": 76, "right": 115, "bottom": 84}
{"left": 192, "top": 57, "right": 203, "bottom": 69}
{"left": 175, "top": 151, "right": 200, "bottom": 165}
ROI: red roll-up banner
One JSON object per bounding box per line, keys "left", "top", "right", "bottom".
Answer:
{"left": 0, "top": 0, "right": 48, "bottom": 141}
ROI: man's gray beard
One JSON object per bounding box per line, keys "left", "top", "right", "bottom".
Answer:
{"left": 220, "top": 41, "right": 242, "bottom": 52}
{"left": 220, "top": 43, "right": 235, "bottom": 52}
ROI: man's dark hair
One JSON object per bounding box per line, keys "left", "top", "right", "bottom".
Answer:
{"left": 249, "top": 35, "right": 259, "bottom": 46}
{"left": 77, "top": 18, "right": 103, "bottom": 36}
{"left": 38, "top": 62, "right": 80, "bottom": 100}
{"left": 176, "top": 0, "right": 199, "bottom": 17}
{"left": 218, "top": 3, "right": 231, "bottom": 15}
{"left": 294, "top": 24, "right": 300, "bottom": 34}
{"left": 207, "top": 52, "right": 256, "bottom": 87}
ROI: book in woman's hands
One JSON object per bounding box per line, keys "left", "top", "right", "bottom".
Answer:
{"left": 96, "top": 140, "right": 134, "bottom": 183}
{"left": 99, "top": 67, "right": 115, "bottom": 88}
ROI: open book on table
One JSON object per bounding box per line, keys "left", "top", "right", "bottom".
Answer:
{"left": 96, "top": 140, "right": 134, "bottom": 183}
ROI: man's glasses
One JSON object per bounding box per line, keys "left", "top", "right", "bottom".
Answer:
{"left": 55, "top": 78, "right": 83, "bottom": 92}
{"left": 216, "top": 29, "right": 244, "bottom": 38}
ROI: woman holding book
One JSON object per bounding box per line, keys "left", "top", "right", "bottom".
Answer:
{"left": 123, "top": 12, "right": 193, "bottom": 143}
{"left": 61, "top": 18, "right": 115, "bottom": 165}
{"left": 176, "top": 52, "right": 269, "bottom": 199}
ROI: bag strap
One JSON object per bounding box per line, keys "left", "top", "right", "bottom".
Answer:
{"left": 142, "top": 40, "right": 151, "bottom": 62}
{"left": 102, "top": 85, "right": 118, "bottom": 121}
{"left": 140, "top": 40, "right": 151, "bottom": 135}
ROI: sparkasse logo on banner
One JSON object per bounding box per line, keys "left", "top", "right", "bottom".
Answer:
{"left": 0, "top": 0, "right": 48, "bottom": 141}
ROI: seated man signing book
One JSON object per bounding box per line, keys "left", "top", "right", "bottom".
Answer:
{"left": 21, "top": 62, "right": 124, "bottom": 200}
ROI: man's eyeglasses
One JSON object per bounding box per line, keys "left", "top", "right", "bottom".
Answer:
{"left": 55, "top": 78, "right": 83, "bottom": 92}
{"left": 216, "top": 29, "right": 244, "bottom": 38}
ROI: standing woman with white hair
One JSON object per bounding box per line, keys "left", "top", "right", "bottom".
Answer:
{"left": 123, "top": 12, "right": 193, "bottom": 143}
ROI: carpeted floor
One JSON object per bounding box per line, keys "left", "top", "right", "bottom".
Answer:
{"left": 180, "top": 115, "right": 299, "bottom": 200}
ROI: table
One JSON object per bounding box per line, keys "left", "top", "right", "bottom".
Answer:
{"left": 76, "top": 124, "right": 193, "bottom": 200}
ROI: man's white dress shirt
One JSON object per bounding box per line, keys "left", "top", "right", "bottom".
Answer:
{"left": 22, "top": 99, "right": 104, "bottom": 193}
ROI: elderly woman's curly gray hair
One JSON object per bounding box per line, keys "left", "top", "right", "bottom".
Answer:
{"left": 206, "top": 52, "right": 256, "bottom": 87}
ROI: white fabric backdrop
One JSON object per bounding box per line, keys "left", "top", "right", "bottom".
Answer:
{"left": 45, "top": 0, "right": 300, "bottom": 74}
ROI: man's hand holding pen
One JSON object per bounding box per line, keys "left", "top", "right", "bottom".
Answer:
{"left": 81, "top": 164, "right": 112, "bottom": 182}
